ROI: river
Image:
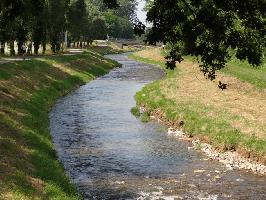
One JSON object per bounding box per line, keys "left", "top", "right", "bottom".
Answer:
{"left": 50, "top": 54, "right": 266, "bottom": 200}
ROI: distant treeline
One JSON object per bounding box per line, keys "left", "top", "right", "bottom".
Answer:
{"left": 0, "top": 0, "right": 137, "bottom": 55}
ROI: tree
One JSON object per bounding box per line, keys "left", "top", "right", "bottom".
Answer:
{"left": 103, "top": 0, "right": 138, "bottom": 39}
{"left": 0, "top": 0, "right": 138, "bottom": 56}
{"left": 145, "top": 0, "right": 266, "bottom": 80}
{"left": 0, "top": 0, "right": 29, "bottom": 55}
{"left": 68, "top": 0, "right": 89, "bottom": 46}
{"left": 0, "top": 1, "right": 7, "bottom": 54}
{"left": 90, "top": 16, "right": 108, "bottom": 40}
{"left": 114, "top": 0, "right": 137, "bottom": 21}
{"left": 103, "top": 0, "right": 119, "bottom": 8}
{"left": 31, "top": 0, "right": 47, "bottom": 54}
{"left": 104, "top": 11, "right": 134, "bottom": 39}
{"left": 47, "top": 0, "right": 69, "bottom": 53}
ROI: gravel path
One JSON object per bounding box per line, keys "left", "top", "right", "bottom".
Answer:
{"left": 0, "top": 49, "right": 84, "bottom": 65}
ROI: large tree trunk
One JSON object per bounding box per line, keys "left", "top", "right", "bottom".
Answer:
{"left": 10, "top": 41, "right": 15, "bottom": 56}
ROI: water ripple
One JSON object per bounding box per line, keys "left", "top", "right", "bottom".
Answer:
{"left": 50, "top": 54, "right": 266, "bottom": 200}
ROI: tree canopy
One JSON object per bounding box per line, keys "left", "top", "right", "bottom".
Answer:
{"left": 144, "top": 0, "right": 266, "bottom": 80}
{"left": 0, "top": 0, "right": 138, "bottom": 55}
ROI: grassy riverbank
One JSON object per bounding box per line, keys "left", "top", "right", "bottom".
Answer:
{"left": 129, "top": 48, "right": 266, "bottom": 164}
{"left": 0, "top": 47, "right": 120, "bottom": 199}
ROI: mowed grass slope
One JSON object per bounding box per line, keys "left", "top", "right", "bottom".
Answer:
{"left": 223, "top": 58, "right": 266, "bottom": 88}
{"left": 129, "top": 48, "right": 266, "bottom": 163}
{"left": 0, "top": 47, "right": 120, "bottom": 199}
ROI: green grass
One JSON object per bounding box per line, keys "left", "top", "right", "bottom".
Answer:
{"left": 140, "top": 112, "right": 150, "bottom": 123}
{"left": 0, "top": 48, "right": 120, "bottom": 199}
{"left": 135, "top": 79, "right": 266, "bottom": 155}
{"left": 129, "top": 53, "right": 165, "bottom": 68}
{"left": 131, "top": 106, "right": 150, "bottom": 123}
{"left": 222, "top": 58, "right": 266, "bottom": 88}
{"left": 181, "top": 51, "right": 266, "bottom": 89}
{"left": 130, "top": 107, "right": 141, "bottom": 117}
{"left": 185, "top": 57, "right": 266, "bottom": 89}
{"left": 86, "top": 45, "right": 124, "bottom": 55}
{"left": 130, "top": 49, "right": 266, "bottom": 160}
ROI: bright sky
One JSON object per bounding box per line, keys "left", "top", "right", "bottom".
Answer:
{"left": 136, "top": 0, "right": 147, "bottom": 23}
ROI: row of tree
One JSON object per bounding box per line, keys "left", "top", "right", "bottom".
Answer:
{"left": 0, "top": 0, "right": 137, "bottom": 55}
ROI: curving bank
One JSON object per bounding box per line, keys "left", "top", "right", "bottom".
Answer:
{"left": 129, "top": 48, "right": 266, "bottom": 170}
{"left": 0, "top": 47, "right": 121, "bottom": 199}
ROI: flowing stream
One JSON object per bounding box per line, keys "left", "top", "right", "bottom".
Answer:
{"left": 50, "top": 54, "right": 266, "bottom": 200}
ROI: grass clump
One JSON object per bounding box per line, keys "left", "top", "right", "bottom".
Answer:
{"left": 0, "top": 47, "right": 120, "bottom": 199}
{"left": 131, "top": 107, "right": 141, "bottom": 117}
{"left": 131, "top": 106, "right": 150, "bottom": 123}
{"left": 141, "top": 112, "right": 150, "bottom": 123}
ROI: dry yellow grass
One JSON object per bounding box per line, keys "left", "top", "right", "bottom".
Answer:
{"left": 135, "top": 48, "right": 266, "bottom": 139}
{"left": 134, "top": 47, "right": 164, "bottom": 62}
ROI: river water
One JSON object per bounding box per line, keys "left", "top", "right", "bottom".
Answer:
{"left": 50, "top": 54, "right": 266, "bottom": 200}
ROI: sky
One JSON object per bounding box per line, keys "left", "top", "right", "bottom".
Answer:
{"left": 136, "top": 0, "right": 147, "bottom": 23}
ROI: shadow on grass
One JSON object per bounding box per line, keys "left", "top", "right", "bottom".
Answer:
{"left": 0, "top": 48, "right": 119, "bottom": 199}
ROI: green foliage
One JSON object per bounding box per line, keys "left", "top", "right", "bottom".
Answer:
{"left": 47, "top": 0, "right": 68, "bottom": 53}
{"left": 68, "top": 0, "right": 89, "bottom": 41}
{"left": 103, "top": 0, "right": 119, "bottom": 9}
{"left": 90, "top": 16, "right": 108, "bottom": 40}
{"left": 115, "top": 0, "right": 137, "bottom": 20}
{"left": 31, "top": 0, "right": 47, "bottom": 54}
{"left": 0, "top": 0, "right": 30, "bottom": 55}
{"left": 0, "top": 0, "right": 138, "bottom": 55}
{"left": 104, "top": 11, "right": 134, "bottom": 39}
{"left": 145, "top": 0, "right": 266, "bottom": 80}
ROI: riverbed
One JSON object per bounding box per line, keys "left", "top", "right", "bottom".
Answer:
{"left": 50, "top": 54, "right": 266, "bottom": 200}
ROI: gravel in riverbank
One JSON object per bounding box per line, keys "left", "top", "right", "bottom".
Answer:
{"left": 167, "top": 127, "right": 266, "bottom": 175}
{"left": 145, "top": 106, "right": 266, "bottom": 175}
